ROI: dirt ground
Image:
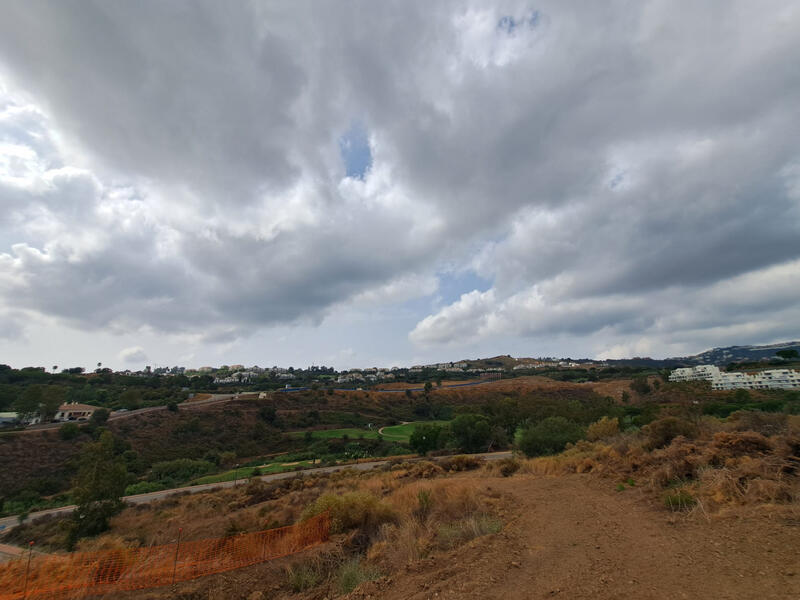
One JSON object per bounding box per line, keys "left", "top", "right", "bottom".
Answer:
{"left": 120, "top": 472, "right": 799, "bottom": 600}
{"left": 351, "top": 474, "right": 799, "bottom": 600}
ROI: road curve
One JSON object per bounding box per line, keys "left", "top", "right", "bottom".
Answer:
{"left": 0, "top": 451, "right": 512, "bottom": 535}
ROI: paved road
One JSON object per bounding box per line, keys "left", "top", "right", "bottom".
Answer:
{"left": 0, "top": 451, "right": 512, "bottom": 535}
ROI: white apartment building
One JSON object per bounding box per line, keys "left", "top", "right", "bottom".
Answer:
{"left": 669, "top": 365, "right": 722, "bottom": 382}
{"left": 669, "top": 365, "right": 800, "bottom": 390}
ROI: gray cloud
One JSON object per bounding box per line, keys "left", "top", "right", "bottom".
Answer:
{"left": 0, "top": 1, "right": 798, "bottom": 362}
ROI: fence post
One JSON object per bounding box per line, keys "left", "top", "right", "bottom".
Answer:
{"left": 171, "top": 527, "right": 183, "bottom": 586}
{"left": 21, "top": 541, "right": 33, "bottom": 600}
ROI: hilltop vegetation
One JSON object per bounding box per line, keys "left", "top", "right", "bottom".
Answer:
{"left": 2, "top": 374, "right": 798, "bottom": 524}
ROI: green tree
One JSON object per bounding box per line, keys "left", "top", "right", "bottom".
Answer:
{"left": 630, "top": 376, "right": 651, "bottom": 395}
{"left": 59, "top": 422, "right": 81, "bottom": 440}
{"left": 450, "top": 414, "right": 492, "bottom": 453}
{"left": 516, "top": 417, "right": 584, "bottom": 457}
{"left": 68, "top": 431, "right": 128, "bottom": 547}
{"left": 776, "top": 349, "right": 799, "bottom": 360}
{"left": 409, "top": 424, "right": 445, "bottom": 455}
{"left": 118, "top": 389, "right": 141, "bottom": 410}
{"left": 90, "top": 408, "right": 110, "bottom": 426}
{"left": 41, "top": 386, "right": 67, "bottom": 421}
{"left": 14, "top": 385, "right": 43, "bottom": 420}
{"left": 424, "top": 381, "right": 433, "bottom": 394}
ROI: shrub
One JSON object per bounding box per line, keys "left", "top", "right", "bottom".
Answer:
{"left": 416, "top": 489, "right": 433, "bottom": 519}
{"left": 286, "top": 562, "right": 322, "bottom": 592}
{"left": 516, "top": 417, "right": 584, "bottom": 457}
{"left": 149, "top": 458, "right": 215, "bottom": 484}
{"left": 497, "top": 458, "right": 520, "bottom": 477}
{"left": 410, "top": 424, "right": 446, "bottom": 455}
{"left": 663, "top": 488, "right": 696, "bottom": 511}
{"left": 642, "top": 417, "right": 697, "bottom": 449}
{"left": 124, "top": 481, "right": 166, "bottom": 496}
{"left": 89, "top": 408, "right": 109, "bottom": 426}
{"left": 710, "top": 431, "right": 772, "bottom": 457}
{"left": 438, "top": 455, "right": 483, "bottom": 472}
{"left": 336, "top": 558, "right": 380, "bottom": 595}
{"left": 450, "top": 414, "right": 492, "bottom": 453}
{"left": 727, "top": 411, "right": 787, "bottom": 436}
{"left": 301, "top": 492, "right": 396, "bottom": 534}
{"left": 630, "top": 376, "right": 652, "bottom": 395}
{"left": 166, "top": 402, "right": 178, "bottom": 412}
{"left": 436, "top": 514, "right": 502, "bottom": 549}
{"left": 59, "top": 422, "right": 80, "bottom": 440}
{"left": 586, "top": 416, "right": 619, "bottom": 442}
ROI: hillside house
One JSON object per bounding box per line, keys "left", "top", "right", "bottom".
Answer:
{"left": 0, "top": 412, "right": 19, "bottom": 427}
{"left": 54, "top": 402, "right": 97, "bottom": 422}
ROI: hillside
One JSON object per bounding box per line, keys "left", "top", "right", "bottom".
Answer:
{"left": 4, "top": 424, "right": 798, "bottom": 599}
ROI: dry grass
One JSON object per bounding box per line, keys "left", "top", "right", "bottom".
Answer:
{"left": 514, "top": 428, "right": 799, "bottom": 517}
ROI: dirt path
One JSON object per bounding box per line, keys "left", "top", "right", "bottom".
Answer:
{"left": 354, "top": 474, "right": 800, "bottom": 600}
{"left": 378, "top": 421, "right": 409, "bottom": 436}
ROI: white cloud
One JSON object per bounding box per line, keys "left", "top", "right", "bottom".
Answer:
{"left": 0, "top": 1, "right": 798, "bottom": 367}
{"left": 118, "top": 346, "right": 148, "bottom": 364}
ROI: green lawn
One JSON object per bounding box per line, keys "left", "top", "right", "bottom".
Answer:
{"left": 379, "top": 421, "right": 449, "bottom": 443}
{"left": 286, "top": 421, "right": 450, "bottom": 444}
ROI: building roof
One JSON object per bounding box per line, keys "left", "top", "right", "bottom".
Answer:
{"left": 57, "top": 403, "right": 98, "bottom": 412}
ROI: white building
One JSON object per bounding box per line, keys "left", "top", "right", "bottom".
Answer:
{"left": 54, "top": 402, "right": 97, "bottom": 422}
{"left": 669, "top": 365, "right": 800, "bottom": 390}
{"left": 669, "top": 365, "right": 722, "bottom": 382}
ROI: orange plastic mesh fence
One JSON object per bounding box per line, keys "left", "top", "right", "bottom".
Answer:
{"left": 0, "top": 513, "right": 329, "bottom": 600}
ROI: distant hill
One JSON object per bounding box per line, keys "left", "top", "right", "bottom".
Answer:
{"left": 459, "top": 341, "right": 800, "bottom": 369}
{"left": 664, "top": 341, "right": 800, "bottom": 366}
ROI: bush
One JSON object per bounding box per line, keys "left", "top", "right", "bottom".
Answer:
{"left": 336, "top": 558, "right": 380, "bottom": 595}
{"left": 438, "top": 455, "right": 483, "bottom": 472}
{"left": 149, "top": 458, "right": 216, "bottom": 484}
{"left": 450, "top": 414, "right": 492, "bottom": 453}
{"left": 496, "top": 458, "right": 520, "bottom": 477}
{"left": 630, "top": 376, "right": 652, "bottom": 395}
{"left": 286, "top": 562, "right": 322, "bottom": 592}
{"left": 124, "top": 481, "right": 166, "bottom": 496}
{"left": 727, "top": 410, "right": 787, "bottom": 436}
{"left": 59, "top": 422, "right": 81, "bottom": 440}
{"left": 436, "top": 514, "right": 502, "bottom": 549}
{"left": 166, "top": 401, "right": 178, "bottom": 412}
{"left": 642, "top": 417, "right": 697, "bottom": 449}
{"left": 89, "top": 408, "right": 109, "bottom": 426}
{"left": 663, "top": 488, "right": 696, "bottom": 511}
{"left": 410, "top": 424, "right": 446, "bottom": 455}
{"left": 301, "top": 492, "right": 396, "bottom": 534}
{"left": 516, "top": 417, "right": 584, "bottom": 457}
{"left": 586, "top": 416, "right": 619, "bottom": 441}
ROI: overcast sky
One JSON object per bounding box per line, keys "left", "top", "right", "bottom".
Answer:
{"left": 0, "top": 1, "right": 799, "bottom": 371}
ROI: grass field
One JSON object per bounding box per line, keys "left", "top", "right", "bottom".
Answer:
{"left": 379, "top": 421, "right": 449, "bottom": 442}
{"left": 286, "top": 421, "right": 450, "bottom": 444}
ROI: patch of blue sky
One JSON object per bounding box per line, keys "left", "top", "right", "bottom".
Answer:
{"left": 338, "top": 120, "right": 372, "bottom": 180}
{"left": 437, "top": 270, "right": 493, "bottom": 305}
{"left": 497, "top": 11, "right": 540, "bottom": 35}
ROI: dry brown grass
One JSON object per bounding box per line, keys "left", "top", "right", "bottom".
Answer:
{"left": 514, "top": 428, "right": 799, "bottom": 518}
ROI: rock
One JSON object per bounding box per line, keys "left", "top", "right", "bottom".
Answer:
{"left": 247, "top": 592, "right": 265, "bottom": 600}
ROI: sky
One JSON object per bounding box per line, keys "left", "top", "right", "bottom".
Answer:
{"left": 0, "top": 1, "right": 799, "bottom": 371}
